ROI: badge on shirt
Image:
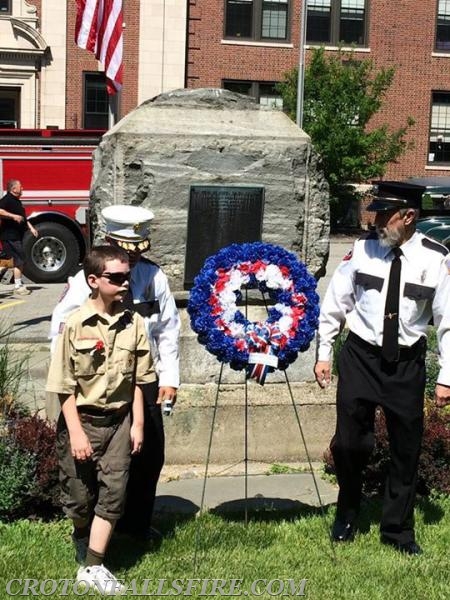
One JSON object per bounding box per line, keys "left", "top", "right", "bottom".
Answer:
{"left": 58, "top": 321, "right": 65, "bottom": 334}
{"left": 342, "top": 248, "right": 353, "bottom": 261}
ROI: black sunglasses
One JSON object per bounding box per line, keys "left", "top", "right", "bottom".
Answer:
{"left": 101, "top": 271, "right": 131, "bottom": 286}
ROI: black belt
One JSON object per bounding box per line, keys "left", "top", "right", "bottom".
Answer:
{"left": 78, "top": 404, "right": 129, "bottom": 427}
{"left": 347, "top": 331, "right": 426, "bottom": 361}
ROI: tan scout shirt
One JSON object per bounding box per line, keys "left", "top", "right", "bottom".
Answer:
{"left": 46, "top": 299, "right": 155, "bottom": 410}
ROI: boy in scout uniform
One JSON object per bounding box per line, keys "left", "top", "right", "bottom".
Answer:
{"left": 49, "top": 205, "right": 180, "bottom": 542}
{"left": 46, "top": 245, "right": 155, "bottom": 595}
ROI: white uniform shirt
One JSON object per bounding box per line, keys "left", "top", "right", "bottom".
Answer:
{"left": 317, "top": 231, "right": 450, "bottom": 386}
{"left": 49, "top": 258, "right": 180, "bottom": 388}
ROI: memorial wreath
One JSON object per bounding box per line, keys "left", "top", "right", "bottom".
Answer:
{"left": 188, "top": 242, "right": 319, "bottom": 384}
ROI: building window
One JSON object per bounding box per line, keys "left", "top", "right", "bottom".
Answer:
{"left": 225, "top": 0, "right": 290, "bottom": 41}
{"left": 83, "top": 73, "right": 108, "bottom": 129}
{"left": 0, "top": 1, "right": 11, "bottom": 15}
{"left": 429, "top": 92, "right": 450, "bottom": 163}
{"left": 223, "top": 80, "right": 283, "bottom": 108}
{"left": 436, "top": 1, "right": 450, "bottom": 51}
{"left": 0, "top": 88, "right": 20, "bottom": 128}
{"left": 307, "top": 0, "right": 367, "bottom": 46}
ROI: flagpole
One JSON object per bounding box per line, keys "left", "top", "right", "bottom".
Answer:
{"left": 296, "top": 0, "right": 308, "bottom": 128}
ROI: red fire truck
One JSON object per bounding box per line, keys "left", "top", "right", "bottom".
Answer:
{"left": 0, "top": 128, "right": 104, "bottom": 283}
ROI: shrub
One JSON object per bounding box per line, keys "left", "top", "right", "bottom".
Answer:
{"left": 418, "top": 403, "right": 450, "bottom": 495}
{"left": 331, "top": 329, "right": 346, "bottom": 376}
{"left": 425, "top": 334, "right": 440, "bottom": 400}
{"left": 8, "top": 412, "right": 60, "bottom": 509}
{"left": 0, "top": 412, "right": 60, "bottom": 521}
{"left": 0, "top": 327, "right": 29, "bottom": 419}
{"left": 0, "top": 320, "right": 60, "bottom": 520}
{"left": 323, "top": 401, "right": 450, "bottom": 496}
{"left": 0, "top": 437, "right": 35, "bottom": 520}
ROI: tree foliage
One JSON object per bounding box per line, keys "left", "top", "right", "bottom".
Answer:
{"left": 276, "top": 48, "right": 414, "bottom": 224}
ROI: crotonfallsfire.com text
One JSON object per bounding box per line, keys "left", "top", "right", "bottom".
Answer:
{"left": 6, "top": 578, "right": 308, "bottom": 596}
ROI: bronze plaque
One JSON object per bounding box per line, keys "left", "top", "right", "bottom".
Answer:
{"left": 184, "top": 185, "right": 264, "bottom": 288}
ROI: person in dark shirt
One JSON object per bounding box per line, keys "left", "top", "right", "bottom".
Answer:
{"left": 0, "top": 179, "right": 38, "bottom": 295}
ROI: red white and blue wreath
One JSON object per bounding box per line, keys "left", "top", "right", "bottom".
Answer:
{"left": 188, "top": 242, "right": 319, "bottom": 385}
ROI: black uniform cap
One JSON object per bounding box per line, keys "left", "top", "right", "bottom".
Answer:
{"left": 367, "top": 181, "right": 425, "bottom": 212}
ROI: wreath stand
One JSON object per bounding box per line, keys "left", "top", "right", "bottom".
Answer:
{"left": 193, "top": 287, "right": 337, "bottom": 571}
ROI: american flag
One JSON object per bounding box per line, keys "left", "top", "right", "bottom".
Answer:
{"left": 75, "top": 0, "right": 123, "bottom": 95}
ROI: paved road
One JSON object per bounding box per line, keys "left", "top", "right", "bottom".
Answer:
{"left": 0, "top": 279, "right": 65, "bottom": 342}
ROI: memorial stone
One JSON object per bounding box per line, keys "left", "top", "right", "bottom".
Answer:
{"left": 91, "top": 88, "right": 330, "bottom": 292}
{"left": 89, "top": 89, "right": 333, "bottom": 463}
{"left": 184, "top": 185, "right": 264, "bottom": 288}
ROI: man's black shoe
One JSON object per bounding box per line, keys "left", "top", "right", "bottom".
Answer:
{"left": 381, "top": 537, "right": 423, "bottom": 555}
{"left": 142, "top": 526, "right": 163, "bottom": 543}
{"left": 331, "top": 519, "right": 356, "bottom": 542}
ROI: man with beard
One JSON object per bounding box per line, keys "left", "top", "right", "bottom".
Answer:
{"left": 314, "top": 181, "right": 450, "bottom": 555}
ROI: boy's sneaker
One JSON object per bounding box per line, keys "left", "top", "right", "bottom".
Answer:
{"left": 71, "top": 533, "right": 88, "bottom": 564}
{"left": 76, "top": 564, "right": 125, "bottom": 595}
{"left": 14, "top": 285, "right": 30, "bottom": 296}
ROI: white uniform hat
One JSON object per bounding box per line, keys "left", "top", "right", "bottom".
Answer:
{"left": 102, "top": 204, "right": 154, "bottom": 251}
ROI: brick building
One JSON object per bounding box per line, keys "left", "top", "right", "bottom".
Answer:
{"left": 3, "top": 1, "right": 450, "bottom": 182}
{"left": 186, "top": 0, "right": 450, "bottom": 180}
{"left": 0, "top": 0, "right": 186, "bottom": 129}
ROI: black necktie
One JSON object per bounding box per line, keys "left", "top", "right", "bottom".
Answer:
{"left": 381, "top": 247, "right": 402, "bottom": 362}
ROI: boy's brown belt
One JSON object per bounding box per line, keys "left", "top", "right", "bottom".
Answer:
{"left": 78, "top": 404, "right": 129, "bottom": 427}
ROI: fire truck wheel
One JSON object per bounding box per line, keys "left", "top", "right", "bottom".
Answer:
{"left": 22, "top": 223, "right": 81, "bottom": 283}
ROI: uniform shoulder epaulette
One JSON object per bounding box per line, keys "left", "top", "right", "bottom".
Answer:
{"left": 358, "top": 230, "right": 378, "bottom": 241}
{"left": 421, "top": 237, "right": 448, "bottom": 256}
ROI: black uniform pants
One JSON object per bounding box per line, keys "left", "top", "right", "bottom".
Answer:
{"left": 119, "top": 381, "right": 165, "bottom": 533}
{"left": 331, "top": 332, "right": 426, "bottom": 545}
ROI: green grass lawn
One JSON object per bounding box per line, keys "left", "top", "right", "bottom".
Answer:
{"left": 1, "top": 495, "right": 449, "bottom": 599}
